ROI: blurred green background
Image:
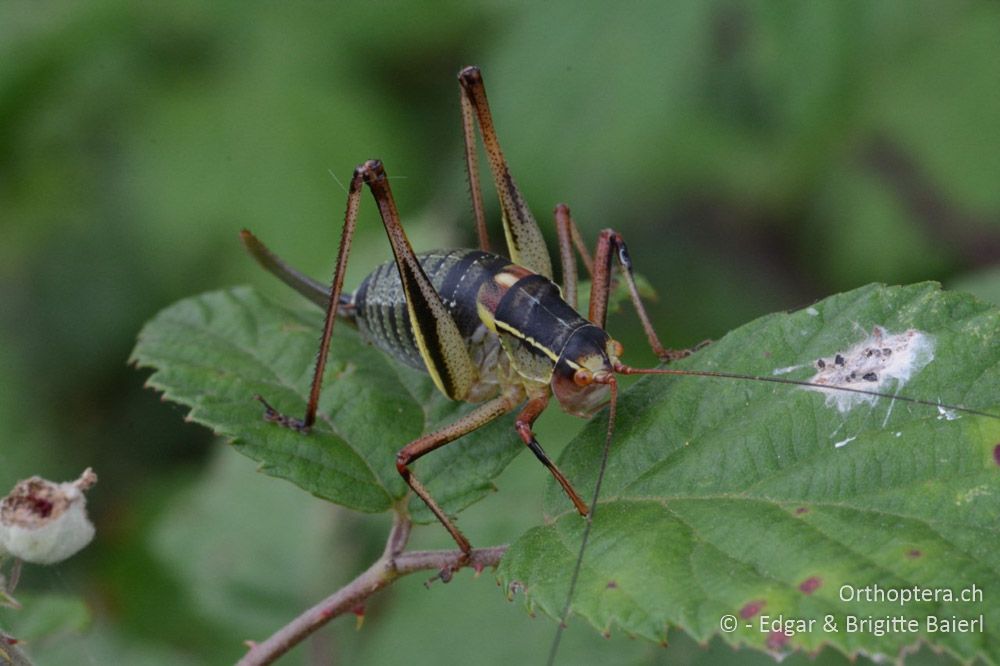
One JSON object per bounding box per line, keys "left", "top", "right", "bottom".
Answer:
{"left": 2, "top": 1, "right": 998, "bottom": 664}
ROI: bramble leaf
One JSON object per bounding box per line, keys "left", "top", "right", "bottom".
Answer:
{"left": 133, "top": 281, "right": 1000, "bottom": 662}
{"left": 130, "top": 287, "right": 519, "bottom": 520}
{"left": 499, "top": 283, "right": 1000, "bottom": 664}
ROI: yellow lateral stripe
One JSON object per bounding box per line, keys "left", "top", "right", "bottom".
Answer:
{"left": 477, "top": 302, "right": 498, "bottom": 334}
{"left": 494, "top": 319, "right": 581, "bottom": 369}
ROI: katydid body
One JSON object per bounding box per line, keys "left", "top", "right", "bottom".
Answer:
{"left": 242, "top": 235, "right": 628, "bottom": 417}
{"left": 241, "top": 66, "right": 683, "bottom": 565}
{"left": 241, "top": 224, "right": 638, "bottom": 549}
{"left": 355, "top": 249, "right": 617, "bottom": 413}
{"left": 242, "top": 65, "right": 984, "bottom": 566}
{"left": 240, "top": 67, "right": 998, "bottom": 661}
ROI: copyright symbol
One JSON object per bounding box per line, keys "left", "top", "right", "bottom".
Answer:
{"left": 720, "top": 614, "right": 738, "bottom": 633}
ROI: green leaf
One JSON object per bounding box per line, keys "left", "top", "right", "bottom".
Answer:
{"left": 499, "top": 283, "right": 1000, "bottom": 663}
{"left": 130, "top": 287, "right": 520, "bottom": 520}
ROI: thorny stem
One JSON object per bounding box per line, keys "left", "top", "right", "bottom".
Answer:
{"left": 236, "top": 511, "right": 507, "bottom": 666}
{"left": 0, "top": 558, "right": 29, "bottom": 666}
{"left": 0, "top": 561, "right": 29, "bottom": 665}
{"left": 0, "top": 632, "right": 33, "bottom": 666}
{"left": 383, "top": 508, "right": 411, "bottom": 560}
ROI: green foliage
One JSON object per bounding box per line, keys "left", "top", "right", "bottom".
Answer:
{"left": 500, "top": 283, "right": 1000, "bottom": 663}
{"left": 133, "top": 281, "right": 1000, "bottom": 662}
{"left": 130, "top": 287, "right": 520, "bottom": 521}
{"left": 5, "top": 1, "right": 1000, "bottom": 663}
{"left": 148, "top": 449, "right": 343, "bottom": 643}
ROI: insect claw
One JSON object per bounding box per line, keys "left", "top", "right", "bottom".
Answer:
{"left": 425, "top": 566, "right": 454, "bottom": 587}
{"left": 424, "top": 547, "right": 471, "bottom": 587}
{"left": 692, "top": 338, "right": 712, "bottom": 352}
{"left": 657, "top": 349, "right": 689, "bottom": 363}
{"left": 656, "top": 338, "right": 713, "bottom": 363}
{"left": 254, "top": 395, "right": 310, "bottom": 432}
{"left": 254, "top": 393, "right": 276, "bottom": 411}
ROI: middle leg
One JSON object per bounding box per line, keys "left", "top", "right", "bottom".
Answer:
{"left": 396, "top": 392, "right": 519, "bottom": 559}
{"left": 514, "top": 392, "right": 589, "bottom": 516}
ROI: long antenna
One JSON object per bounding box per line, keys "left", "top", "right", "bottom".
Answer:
{"left": 546, "top": 378, "right": 618, "bottom": 666}
{"left": 544, "top": 363, "right": 999, "bottom": 665}
{"left": 615, "top": 364, "right": 1000, "bottom": 420}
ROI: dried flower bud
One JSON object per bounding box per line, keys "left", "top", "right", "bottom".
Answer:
{"left": 0, "top": 469, "right": 97, "bottom": 565}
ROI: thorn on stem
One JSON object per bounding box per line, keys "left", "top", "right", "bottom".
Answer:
{"left": 352, "top": 604, "right": 366, "bottom": 630}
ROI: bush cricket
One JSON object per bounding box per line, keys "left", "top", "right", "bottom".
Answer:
{"left": 239, "top": 66, "right": 1000, "bottom": 659}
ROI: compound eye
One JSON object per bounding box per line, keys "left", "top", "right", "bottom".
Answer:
{"left": 608, "top": 339, "right": 624, "bottom": 358}
{"left": 573, "top": 368, "right": 594, "bottom": 386}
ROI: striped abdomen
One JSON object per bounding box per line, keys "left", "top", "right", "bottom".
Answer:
{"left": 352, "top": 249, "right": 509, "bottom": 372}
